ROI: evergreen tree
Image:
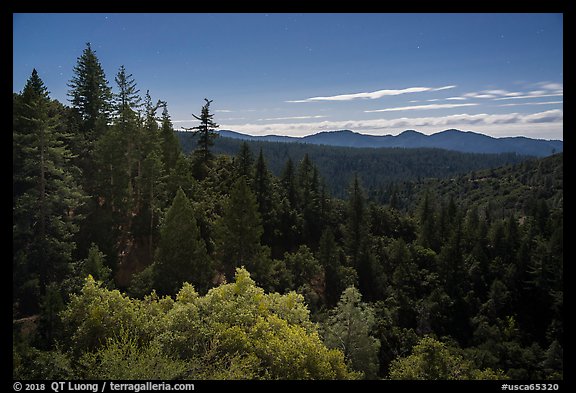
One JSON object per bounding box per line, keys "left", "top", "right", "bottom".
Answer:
{"left": 235, "top": 142, "right": 254, "bottom": 181}
{"left": 140, "top": 90, "right": 165, "bottom": 161}
{"left": 67, "top": 42, "right": 113, "bottom": 191}
{"left": 81, "top": 243, "right": 112, "bottom": 287}
{"left": 345, "top": 175, "right": 368, "bottom": 263}
{"left": 13, "top": 69, "right": 86, "bottom": 313}
{"left": 323, "top": 286, "right": 380, "bottom": 379}
{"left": 297, "top": 154, "right": 322, "bottom": 247}
{"left": 183, "top": 98, "right": 218, "bottom": 177}
{"left": 84, "top": 65, "right": 143, "bottom": 267}
{"left": 281, "top": 157, "right": 299, "bottom": 209}
{"left": 159, "top": 105, "right": 181, "bottom": 173}
{"left": 114, "top": 65, "right": 141, "bottom": 164}
{"left": 37, "top": 282, "right": 65, "bottom": 348}
{"left": 68, "top": 43, "right": 113, "bottom": 135}
{"left": 154, "top": 188, "right": 212, "bottom": 295}
{"left": 113, "top": 65, "right": 141, "bottom": 127}
{"left": 253, "top": 149, "right": 280, "bottom": 255}
{"left": 278, "top": 158, "right": 302, "bottom": 252}
{"left": 253, "top": 148, "right": 273, "bottom": 216}
{"left": 418, "top": 189, "right": 438, "bottom": 251}
{"left": 388, "top": 238, "right": 420, "bottom": 328}
{"left": 344, "top": 175, "right": 373, "bottom": 298}
{"left": 284, "top": 245, "right": 322, "bottom": 291}
{"left": 318, "top": 228, "right": 343, "bottom": 306}
{"left": 138, "top": 150, "right": 165, "bottom": 256}
{"left": 136, "top": 91, "right": 166, "bottom": 256}
{"left": 215, "top": 177, "right": 269, "bottom": 280}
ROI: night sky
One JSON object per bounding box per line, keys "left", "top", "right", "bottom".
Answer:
{"left": 13, "top": 13, "right": 563, "bottom": 140}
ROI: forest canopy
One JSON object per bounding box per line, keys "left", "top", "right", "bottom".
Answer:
{"left": 13, "top": 44, "right": 563, "bottom": 381}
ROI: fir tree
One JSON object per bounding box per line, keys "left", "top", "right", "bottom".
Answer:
{"left": 81, "top": 243, "right": 113, "bottom": 287}
{"left": 215, "top": 177, "right": 268, "bottom": 279}
{"left": 87, "top": 65, "right": 143, "bottom": 263}
{"left": 418, "top": 189, "right": 438, "bottom": 251}
{"left": 67, "top": 42, "right": 113, "bottom": 188}
{"left": 323, "top": 286, "right": 381, "bottom": 379}
{"left": 68, "top": 43, "right": 113, "bottom": 134}
{"left": 344, "top": 175, "right": 368, "bottom": 265}
{"left": 183, "top": 98, "right": 218, "bottom": 176}
{"left": 154, "top": 188, "right": 212, "bottom": 294}
{"left": 159, "top": 105, "right": 181, "bottom": 172}
{"left": 253, "top": 149, "right": 280, "bottom": 254}
{"left": 281, "top": 158, "right": 299, "bottom": 209}
{"left": 297, "top": 154, "right": 322, "bottom": 246}
{"left": 112, "top": 65, "right": 142, "bottom": 186}
{"left": 235, "top": 142, "right": 254, "bottom": 182}
{"left": 13, "top": 69, "right": 85, "bottom": 311}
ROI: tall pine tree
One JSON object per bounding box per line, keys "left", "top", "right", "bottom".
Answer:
{"left": 159, "top": 105, "right": 181, "bottom": 173}
{"left": 235, "top": 142, "right": 254, "bottom": 182}
{"left": 154, "top": 188, "right": 212, "bottom": 294}
{"left": 183, "top": 98, "right": 218, "bottom": 178}
{"left": 253, "top": 149, "right": 281, "bottom": 256}
{"left": 215, "top": 177, "right": 269, "bottom": 279}
{"left": 13, "top": 69, "right": 85, "bottom": 313}
{"left": 68, "top": 43, "right": 114, "bottom": 262}
{"left": 67, "top": 42, "right": 113, "bottom": 189}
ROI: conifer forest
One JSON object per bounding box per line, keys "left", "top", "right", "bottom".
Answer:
{"left": 13, "top": 43, "right": 563, "bottom": 381}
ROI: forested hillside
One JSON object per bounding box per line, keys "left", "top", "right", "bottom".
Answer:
{"left": 13, "top": 44, "right": 563, "bottom": 381}
{"left": 179, "top": 132, "right": 530, "bottom": 199}
{"left": 391, "top": 153, "right": 563, "bottom": 216}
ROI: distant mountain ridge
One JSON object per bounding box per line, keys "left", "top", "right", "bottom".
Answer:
{"left": 217, "top": 129, "right": 562, "bottom": 157}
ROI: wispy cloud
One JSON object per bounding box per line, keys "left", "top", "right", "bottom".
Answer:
{"left": 464, "top": 92, "right": 498, "bottom": 99}
{"left": 257, "top": 115, "right": 327, "bottom": 121}
{"left": 171, "top": 119, "right": 194, "bottom": 123}
{"left": 213, "top": 109, "right": 257, "bottom": 113}
{"left": 534, "top": 82, "right": 563, "bottom": 90}
{"left": 522, "top": 109, "right": 564, "bottom": 124}
{"left": 493, "top": 92, "right": 564, "bottom": 101}
{"left": 411, "top": 96, "right": 467, "bottom": 103}
{"left": 364, "top": 103, "right": 478, "bottom": 113}
{"left": 286, "top": 85, "right": 456, "bottom": 103}
{"left": 498, "top": 101, "right": 563, "bottom": 107}
{"left": 457, "top": 83, "right": 563, "bottom": 102}
{"left": 219, "top": 117, "right": 248, "bottom": 121}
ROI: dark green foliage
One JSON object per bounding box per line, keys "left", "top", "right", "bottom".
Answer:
{"left": 13, "top": 343, "right": 75, "bottom": 380}
{"left": 159, "top": 105, "right": 182, "bottom": 172}
{"left": 183, "top": 98, "right": 219, "bottom": 177}
{"left": 14, "top": 44, "right": 562, "bottom": 381}
{"left": 66, "top": 43, "right": 113, "bottom": 196}
{"left": 80, "top": 243, "right": 113, "bottom": 288}
{"left": 235, "top": 142, "right": 254, "bottom": 181}
{"left": 13, "top": 70, "right": 86, "bottom": 315}
{"left": 67, "top": 43, "right": 113, "bottom": 137}
{"left": 180, "top": 133, "right": 531, "bottom": 200}
{"left": 215, "top": 177, "right": 270, "bottom": 283}
{"left": 113, "top": 65, "right": 141, "bottom": 126}
{"left": 153, "top": 188, "right": 213, "bottom": 295}
{"left": 253, "top": 148, "right": 282, "bottom": 257}
{"left": 297, "top": 154, "right": 324, "bottom": 248}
